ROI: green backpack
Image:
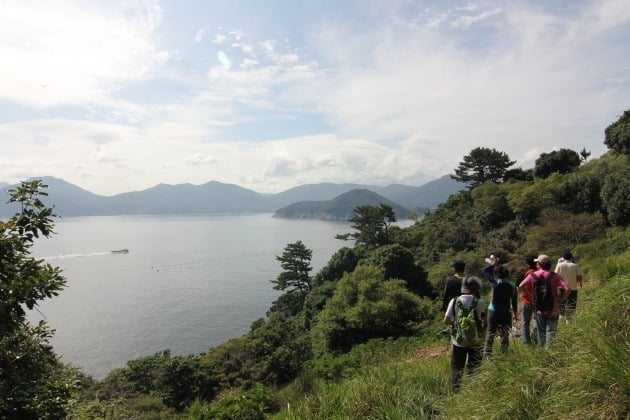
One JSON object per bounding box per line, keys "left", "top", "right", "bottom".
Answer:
{"left": 454, "top": 297, "right": 482, "bottom": 347}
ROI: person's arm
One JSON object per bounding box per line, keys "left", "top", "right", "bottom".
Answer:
{"left": 518, "top": 276, "right": 530, "bottom": 294}
{"left": 442, "top": 278, "right": 451, "bottom": 310}
{"left": 555, "top": 275, "right": 570, "bottom": 303}
{"left": 444, "top": 299, "right": 455, "bottom": 325}
{"left": 482, "top": 265, "right": 497, "bottom": 285}
{"left": 511, "top": 284, "right": 518, "bottom": 318}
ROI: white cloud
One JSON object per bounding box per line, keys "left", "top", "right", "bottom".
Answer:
{"left": 0, "top": 0, "right": 168, "bottom": 108}
{"left": 212, "top": 33, "right": 227, "bottom": 44}
{"left": 1, "top": 1, "right": 627, "bottom": 197}
{"left": 194, "top": 27, "right": 206, "bottom": 43}
{"left": 264, "top": 158, "right": 298, "bottom": 177}
{"left": 303, "top": 1, "right": 626, "bottom": 173}
{"left": 450, "top": 8, "right": 502, "bottom": 29}
{"left": 217, "top": 50, "right": 232, "bottom": 69}
{"left": 184, "top": 154, "right": 219, "bottom": 166}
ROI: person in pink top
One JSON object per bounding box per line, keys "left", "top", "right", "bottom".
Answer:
{"left": 517, "top": 255, "right": 537, "bottom": 345}
{"left": 518, "top": 254, "right": 570, "bottom": 349}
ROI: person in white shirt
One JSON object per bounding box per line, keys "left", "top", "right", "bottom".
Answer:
{"left": 554, "top": 251, "right": 583, "bottom": 320}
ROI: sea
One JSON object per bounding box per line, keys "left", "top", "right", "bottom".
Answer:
{"left": 29, "top": 213, "right": 358, "bottom": 380}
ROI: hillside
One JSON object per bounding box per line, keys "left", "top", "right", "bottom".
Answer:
{"left": 272, "top": 188, "right": 412, "bottom": 220}
{"left": 63, "top": 147, "right": 630, "bottom": 418}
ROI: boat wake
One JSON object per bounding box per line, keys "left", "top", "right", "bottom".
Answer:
{"left": 42, "top": 250, "right": 129, "bottom": 260}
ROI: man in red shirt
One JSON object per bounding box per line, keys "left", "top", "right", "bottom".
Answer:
{"left": 519, "top": 254, "right": 570, "bottom": 349}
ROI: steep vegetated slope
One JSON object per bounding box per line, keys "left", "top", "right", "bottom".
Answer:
{"left": 65, "top": 145, "right": 630, "bottom": 419}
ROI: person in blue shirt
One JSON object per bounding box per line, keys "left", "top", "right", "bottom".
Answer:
{"left": 482, "top": 256, "right": 517, "bottom": 357}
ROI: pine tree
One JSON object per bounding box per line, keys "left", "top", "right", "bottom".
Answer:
{"left": 272, "top": 241, "right": 313, "bottom": 292}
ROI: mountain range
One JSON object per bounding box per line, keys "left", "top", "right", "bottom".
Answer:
{"left": 0, "top": 176, "right": 463, "bottom": 218}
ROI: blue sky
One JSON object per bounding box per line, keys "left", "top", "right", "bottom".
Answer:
{"left": 1, "top": 0, "right": 628, "bottom": 196}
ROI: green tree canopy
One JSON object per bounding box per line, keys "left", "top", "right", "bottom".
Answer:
{"left": 0, "top": 180, "right": 76, "bottom": 418}
{"left": 271, "top": 241, "right": 313, "bottom": 293}
{"left": 311, "top": 246, "right": 360, "bottom": 288}
{"left": 601, "top": 174, "right": 630, "bottom": 226}
{"left": 559, "top": 173, "right": 602, "bottom": 213}
{"left": 451, "top": 147, "right": 516, "bottom": 188}
{"left": 345, "top": 204, "right": 396, "bottom": 248}
{"left": 534, "top": 148, "right": 581, "bottom": 178}
{"left": 310, "top": 266, "right": 432, "bottom": 355}
{"left": 604, "top": 109, "right": 630, "bottom": 154}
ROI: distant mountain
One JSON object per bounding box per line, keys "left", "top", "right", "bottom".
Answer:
{"left": 265, "top": 175, "right": 462, "bottom": 210}
{"left": 0, "top": 177, "right": 109, "bottom": 217}
{"left": 273, "top": 189, "right": 411, "bottom": 221}
{"left": 398, "top": 175, "right": 464, "bottom": 209}
{"left": 101, "top": 181, "right": 269, "bottom": 214}
{"left": 0, "top": 176, "right": 463, "bottom": 218}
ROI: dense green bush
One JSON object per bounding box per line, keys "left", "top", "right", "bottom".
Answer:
{"left": 100, "top": 350, "right": 214, "bottom": 410}
{"left": 558, "top": 173, "right": 602, "bottom": 213}
{"left": 311, "top": 246, "right": 360, "bottom": 287}
{"left": 534, "top": 148, "right": 581, "bottom": 178}
{"left": 604, "top": 109, "right": 630, "bottom": 154}
{"left": 359, "top": 243, "right": 431, "bottom": 296}
{"left": 187, "top": 383, "right": 276, "bottom": 420}
{"left": 0, "top": 181, "right": 80, "bottom": 418}
{"left": 523, "top": 208, "right": 606, "bottom": 255}
{"left": 601, "top": 173, "right": 630, "bottom": 226}
{"left": 310, "top": 266, "right": 434, "bottom": 355}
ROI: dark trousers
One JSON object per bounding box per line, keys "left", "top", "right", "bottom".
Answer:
{"left": 451, "top": 344, "right": 482, "bottom": 392}
{"left": 521, "top": 302, "right": 534, "bottom": 344}
{"left": 560, "top": 290, "right": 578, "bottom": 318}
{"left": 484, "top": 310, "right": 511, "bottom": 356}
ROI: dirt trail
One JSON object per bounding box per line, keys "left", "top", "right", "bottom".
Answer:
{"left": 409, "top": 344, "right": 450, "bottom": 362}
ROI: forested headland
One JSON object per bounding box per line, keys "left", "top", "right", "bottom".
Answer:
{"left": 2, "top": 110, "right": 629, "bottom": 419}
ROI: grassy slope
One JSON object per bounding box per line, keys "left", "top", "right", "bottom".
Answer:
{"left": 270, "top": 238, "right": 630, "bottom": 420}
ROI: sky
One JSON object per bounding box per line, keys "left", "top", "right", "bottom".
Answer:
{"left": 1, "top": 0, "right": 628, "bottom": 196}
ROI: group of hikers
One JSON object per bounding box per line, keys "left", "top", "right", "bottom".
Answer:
{"left": 442, "top": 251, "right": 583, "bottom": 391}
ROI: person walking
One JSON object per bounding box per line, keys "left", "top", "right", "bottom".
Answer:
{"left": 442, "top": 258, "right": 466, "bottom": 311}
{"left": 481, "top": 258, "right": 517, "bottom": 357}
{"left": 555, "top": 251, "right": 583, "bottom": 321}
{"left": 519, "top": 255, "right": 570, "bottom": 349}
{"left": 444, "top": 276, "right": 486, "bottom": 392}
{"left": 518, "top": 255, "right": 538, "bottom": 345}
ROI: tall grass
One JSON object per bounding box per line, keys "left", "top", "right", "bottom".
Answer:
{"left": 273, "top": 357, "right": 450, "bottom": 420}
{"left": 271, "top": 271, "right": 629, "bottom": 419}
{"left": 442, "top": 274, "right": 629, "bottom": 419}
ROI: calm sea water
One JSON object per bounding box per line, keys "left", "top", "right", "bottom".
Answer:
{"left": 29, "top": 214, "right": 355, "bottom": 379}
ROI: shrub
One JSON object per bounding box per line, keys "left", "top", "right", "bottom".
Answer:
{"left": 601, "top": 173, "right": 630, "bottom": 226}
{"left": 187, "top": 383, "right": 276, "bottom": 420}
{"left": 310, "top": 266, "right": 434, "bottom": 355}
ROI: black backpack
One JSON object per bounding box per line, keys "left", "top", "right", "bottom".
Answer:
{"left": 532, "top": 272, "right": 554, "bottom": 312}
